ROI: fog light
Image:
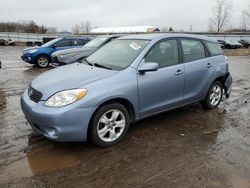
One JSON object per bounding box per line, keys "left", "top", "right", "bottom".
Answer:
{"left": 47, "top": 128, "right": 59, "bottom": 138}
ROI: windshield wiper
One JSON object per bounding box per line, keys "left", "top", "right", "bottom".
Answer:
{"left": 93, "top": 63, "right": 112, "bottom": 70}
{"left": 83, "top": 59, "right": 93, "bottom": 66}
{"left": 82, "top": 60, "right": 111, "bottom": 70}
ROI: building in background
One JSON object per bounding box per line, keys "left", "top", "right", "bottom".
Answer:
{"left": 91, "top": 26, "right": 160, "bottom": 33}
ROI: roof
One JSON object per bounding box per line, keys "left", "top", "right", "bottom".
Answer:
{"left": 119, "top": 33, "right": 218, "bottom": 42}
{"left": 91, "top": 26, "right": 160, "bottom": 33}
{"left": 63, "top": 36, "right": 92, "bottom": 39}
{"left": 95, "top": 34, "right": 125, "bottom": 39}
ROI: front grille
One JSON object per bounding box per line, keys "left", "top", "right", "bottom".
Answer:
{"left": 28, "top": 85, "right": 43, "bottom": 103}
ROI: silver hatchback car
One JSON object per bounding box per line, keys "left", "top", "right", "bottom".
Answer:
{"left": 21, "top": 34, "right": 232, "bottom": 147}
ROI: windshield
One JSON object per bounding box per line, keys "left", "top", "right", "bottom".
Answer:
{"left": 84, "top": 37, "right": 109, "bottom": 48}
{"left": 41, "top": 38, "right": 61, "bottom": 47}
{"left": 86, "top": 39, "right": 149, "bottom": 70}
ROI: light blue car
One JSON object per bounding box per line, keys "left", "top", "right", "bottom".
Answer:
{"left": 21, "top": 34, "right": 232, "bottom": 147}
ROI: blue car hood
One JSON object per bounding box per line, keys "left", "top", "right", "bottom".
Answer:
{"left": 31, "top": 63, "right": 117, "bottom": 100}
{"left": 24, "top": 46, "right": 41, "bottom": 51}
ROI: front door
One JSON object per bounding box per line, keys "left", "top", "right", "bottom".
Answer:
{"left": 138, "top": 39, "right": 184, "bottom": 117}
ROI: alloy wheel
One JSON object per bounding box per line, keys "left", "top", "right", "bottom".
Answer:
{"left": 37, "top": 56, "right": 49, "bottom": 68}
{"left": 97, "top": 109, "right": 126, "bottom": 142}
{"left": 209, "top": 84, "right": 222, "bottom": 106}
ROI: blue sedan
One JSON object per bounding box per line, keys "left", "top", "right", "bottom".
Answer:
{"left": 21, "top": 37, "right": 91, "bottom": 68}
{"left": 21, "top": 34, "right": 232, "bottom": 147}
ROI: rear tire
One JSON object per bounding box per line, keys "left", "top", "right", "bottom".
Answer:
{"left": 201, "top": 81, "right": 223, "bottom": 110}
{"left": 90, "top": 103, "right": 130, "bottom": 147}
{"left": 36, "top": 55, "right": 50, "bottom": 68}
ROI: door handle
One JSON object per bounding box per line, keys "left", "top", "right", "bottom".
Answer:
{"left": 206, "top": 63, "right": 213, "bottom": 68}
{"left": 175, "top": 69, "right": 184, "bottom": 75}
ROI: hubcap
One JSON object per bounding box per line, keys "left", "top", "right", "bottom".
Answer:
{"left": 210, "top": 85, "right": 222, "bottom": 106}
{"left": 97, "top": 109, "right": 126, "bottom": 142}
{"left": 37, "top": 57, "right": 49, "bottom": 67}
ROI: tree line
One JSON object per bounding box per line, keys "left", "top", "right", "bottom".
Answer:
{"left": 0, "top": 21, "right": 47, "bottom": 34}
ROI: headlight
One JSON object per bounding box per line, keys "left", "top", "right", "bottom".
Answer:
{"left": 28, "top": 49, "right": 38, "bottom": 53}
{"left": 45, "top": 89, "right": 87, "bottom": 107}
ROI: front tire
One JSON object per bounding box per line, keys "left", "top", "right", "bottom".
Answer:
{"left": 202, "top": 81, "right": 223, "bottom": 110}
{"left": 90, "top": 103, "right": 130, "bottom": 147}
{"left": 36, "top": 55, "right": 50, "bottom": 68}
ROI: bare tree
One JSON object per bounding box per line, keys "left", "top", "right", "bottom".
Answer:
{"left": 72, "top": 21, "right": 92, "bottom": 34}
{"left": 241, "top": 10, "right": 248, "bottom": 31}
{"left": 71, "top": 24, "right": 80, "bottom": 34}
{"left": 85, "top": 20, "right": 91, "bottom": 33}
{"left": 81, "top": 20, "right": 91, "bottom": 33}
{"left": 241, "top": 6, "right": 250, "bottom": 31}
{"left": 209, "top": 0, "right": 233, "bottom": 33}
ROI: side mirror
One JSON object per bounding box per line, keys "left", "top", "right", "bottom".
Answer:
{"left": 52, "top": 45, "right": 57, "bottom": 48}
{"left": 138, "top": 62, "right": 159, "bottom": 73}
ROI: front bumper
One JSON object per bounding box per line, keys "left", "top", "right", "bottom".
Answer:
{"left": 20, "top": 90, "right": 96, "bottom": 142}
{"left": 21, "top": 54, "right": 36, "bottom": 64}
{"left": 51, "top": 55, "right": 67, "bottom": 66}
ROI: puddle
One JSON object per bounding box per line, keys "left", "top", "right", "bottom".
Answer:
{"left": 0, "top": 146, "right": 81, "bottom": 181}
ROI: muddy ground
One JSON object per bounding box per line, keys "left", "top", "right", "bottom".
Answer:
{"left": 0, "top": 46, "right": 249, "bottom": 188}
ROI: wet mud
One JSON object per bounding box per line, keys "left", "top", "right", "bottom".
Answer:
{"left": 0, "top": 47, "right": 250, "bottom": 187}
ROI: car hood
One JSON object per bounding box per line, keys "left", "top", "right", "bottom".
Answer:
{"left": 52, "top": 46, "right": 94, "bottom": 56}
{"left": 31, "top": 63, "right": 117, "bottom": 100}
{"left": 24, "top": 46, "right": 40, "bottom": 51}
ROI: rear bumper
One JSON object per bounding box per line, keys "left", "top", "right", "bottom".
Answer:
{"left": 20, "top": 90, "right": 96, "bottom": 142}
{"left": 224, "top": 73, "right": 232, "bottom": 98}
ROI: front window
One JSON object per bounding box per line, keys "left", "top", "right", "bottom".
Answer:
{"left": 145, "top": 39, "right": 179, "bottom": 68}
{"left": 41, "top": 38, "right": 61, "bottom": 47}
{"left": 86, "top": 39, "right": 149, "bottom": 70}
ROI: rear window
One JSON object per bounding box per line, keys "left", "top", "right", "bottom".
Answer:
{"left": 206, "top": 41, "right": 223, "bottom": 56}
{"left": 181, "top": 39, "right": 206, "bottom": 63}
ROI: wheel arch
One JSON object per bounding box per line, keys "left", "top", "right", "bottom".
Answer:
{"left": 35, "top": 53, "right": 51, "bottom": 63}
{"left": 213, "top": 74, "right": 229, "bottom": 91}
{"left": 202, "top": 75, "right": 227, "bottom": 100}
{"left": 87, "top": 97, "right": 136, "bottom": 140}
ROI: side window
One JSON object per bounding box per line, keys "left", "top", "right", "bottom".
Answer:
{"left": 145, "top": 39, "right": 179, "bottom": 68}
{"left": 72, "top": 39, "right": 88, "bottom": 46}
{"left": 206, "top": 41, "right": 223, "bottom": 56}
{"left": 181, "top": 39, "right": 206, "bottom": 63}
{"left": 55, "top": 39, "right": 72, "bottom": 47}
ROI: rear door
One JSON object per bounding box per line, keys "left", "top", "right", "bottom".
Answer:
{"left": 180, "top": 38, "right": 216, "bottom": 103}
{"left": 138, "top": 39, "right": 184, "bottom": 116}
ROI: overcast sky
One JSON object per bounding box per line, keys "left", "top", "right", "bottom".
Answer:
{"left": 0, "top": 0, "right": 249, "bottom": 32}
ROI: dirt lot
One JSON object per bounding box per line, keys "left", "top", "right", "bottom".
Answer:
{"left": 0, "top": 46, "right": 250, "bottom": 188}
